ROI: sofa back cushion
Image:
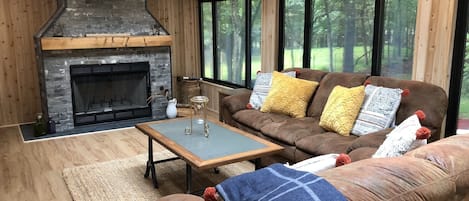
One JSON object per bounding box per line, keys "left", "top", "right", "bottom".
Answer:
{"left": 307, "top": 72, "right": 369, "bottom": 118}
{"left": 283, "top": 68, "right": 328, "bottom": 82}
{"left": 366, "top": 76, "right": 448, "bottom": 142}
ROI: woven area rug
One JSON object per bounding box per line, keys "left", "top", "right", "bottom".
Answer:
{"left": 62, "top": 150, "right": 253, "bottom": 201}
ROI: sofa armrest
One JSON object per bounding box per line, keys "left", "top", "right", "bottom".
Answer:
{"left": 221, "top": 92, "right": 251, "bottom": 125}
{"left": 222, "top": 92, "right": 251, "bottom": 113}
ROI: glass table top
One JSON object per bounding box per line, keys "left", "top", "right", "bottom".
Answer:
{"left": 149, "top": 119, "right": 267, "bottom": 160}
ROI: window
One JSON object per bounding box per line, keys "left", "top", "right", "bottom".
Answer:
{"left": 280, "top": 0, "right": 417, "bottom": 79}
{"left": 200, "top": 0, "right": 262, "bottom": 88}
{"left": 446, "top": 0, "right": 469, "bottom": 136}
{"left": 283, "top": 0, "right": 305, "bottom": 69}
{"left": 201, "top": 3, "right": 214, "bottom": 79}
{"left": 380, "top": 0, "right": 417, "bottom": 79}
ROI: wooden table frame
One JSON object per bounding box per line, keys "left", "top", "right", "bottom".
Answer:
{"left": 135, "top": 117, "right": 284, "bottom": 193}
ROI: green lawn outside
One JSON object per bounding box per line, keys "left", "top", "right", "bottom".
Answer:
{"left": 204, "top": 45, "right": 412, "bottom": 83}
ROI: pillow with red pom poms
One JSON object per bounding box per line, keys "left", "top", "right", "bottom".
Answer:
{"left": 372, "top": 110, "right": 431, "bottom": 158}
{"left": 285, "top": 153, "right": 352, "bottom": 174}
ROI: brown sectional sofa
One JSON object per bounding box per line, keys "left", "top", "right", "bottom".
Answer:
{"left": 158, "top": 134, "right": 469, "bottom": 201}
{"left": 221, "top": 68, "right": 448, "bottom": 163}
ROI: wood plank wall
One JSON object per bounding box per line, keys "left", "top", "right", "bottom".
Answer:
{"left": 260, "top": 0, "right": 280, "bottom": 72}
{"left": 0, "top": 0, "right": 56, "bottom": 126}
{"left": 148, "top": 0, "right": 201, "bottom": 102}
{"left": 0, "top": 0, "right": 459, "bottom": 126}
{"left": 412, "top": 0, "right": 457, "bottom": 92}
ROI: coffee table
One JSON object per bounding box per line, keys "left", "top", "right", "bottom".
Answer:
{"left": 135, "top": 117, "right": 284, "bottom": 193}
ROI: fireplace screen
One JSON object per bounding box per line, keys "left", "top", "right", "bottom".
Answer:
{"left": 70, "top": 62, "right": 151, "bottom": 125}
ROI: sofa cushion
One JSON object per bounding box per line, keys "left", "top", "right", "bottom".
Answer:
{"left": 260, "top": 117, "right": 324, "bottom": 145}
{"left": 307, "top": 72, "right": 369, "bottom": 118}
{"left": 283, "top": 68, "right": 328, "bottom": 82}
{"left": 366, "top": 76, "right": 448, "bottom": 142}
{"left": 248, "top": 71, "right": 296, "bottom": 110}
{"left": 261, "top": 71, "right": 319, "bottom": 118}
{"left": 351, "top": 84, "right": 402, "bottom": 136}
{"left": 319, "top": 85, "right": 365, "bottom": 136}
{"left": 405, "top": 134, "right": 469, "bottom": 177}
{"left": 347, "top": 147, "right": 378, "bottom": 162}
{"left": 318, "top": 157, "right": 454, "bottom": 200}
{"left": 232, "top": 109, "right": 290, "bottom": 131}
{"left": 295, "top": 133, "right": 358, "bottom": 156}
{"left": 346, "top": 129, "right": 389, "bottom": 153}
{"left": 157, "top": 194, "right": 203, "bottom": 201}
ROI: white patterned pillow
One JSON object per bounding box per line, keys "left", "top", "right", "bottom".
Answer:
{"left": 351, "top": 85, "right": 402, "bottom": 136}
{"left": 285, "top": 154, "right": 339, "bottom": 174}
{"left": 372, "top": 114, "right": 424, "bottom": 158}
{"left": 248, "top": 71, "right": 296, "bottom": 110}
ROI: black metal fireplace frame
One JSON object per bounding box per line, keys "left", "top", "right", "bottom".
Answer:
{"left": 70, "top": 62, "right": 152, "bottom": 126}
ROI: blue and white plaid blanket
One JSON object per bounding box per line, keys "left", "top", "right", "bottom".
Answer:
{"left": 216, "top": 163, "right": 346, "bottom": 201}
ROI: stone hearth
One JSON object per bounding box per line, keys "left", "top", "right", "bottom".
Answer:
{"left": 35, "top": 0, "right": 172, "bottom": 133}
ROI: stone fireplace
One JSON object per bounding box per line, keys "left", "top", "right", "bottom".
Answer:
{"left": 35, "top": 0, "right": 172, "bottom": 132}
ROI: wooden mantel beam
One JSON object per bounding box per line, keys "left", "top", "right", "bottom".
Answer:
{"left": 40, "top": 35, "right": 172, "bottom": 50}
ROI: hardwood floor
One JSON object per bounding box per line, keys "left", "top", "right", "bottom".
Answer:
{"left": 0, "top": 125, "right": 166, "bottom": 201}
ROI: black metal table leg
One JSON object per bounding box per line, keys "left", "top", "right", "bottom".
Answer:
{"left": 254, "top": 158, "right": 261, "bottom": 170}
{"left": 186, "top": 164, "right": 192, "bottom": 194}
{"left": 144, "top": 135, "right": 158, "bottom": 188}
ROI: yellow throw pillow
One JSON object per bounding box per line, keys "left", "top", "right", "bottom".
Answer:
{"left": 319, "top": 85, "right": 365, "bottom": 136}
{"left": 260, "top": 71, "right": 319, "bottom": 118}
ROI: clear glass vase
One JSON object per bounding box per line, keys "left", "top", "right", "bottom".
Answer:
{"left": 189, "top": 96, "right": 209, "bottom": 137}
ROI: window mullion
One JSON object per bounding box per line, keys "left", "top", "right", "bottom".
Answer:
{"left": 303, "top": 0, "right": 311, "bottom": 69}
{"left": 445, "top": 0, "right": 469, "bottom": 136}
{"left": 371, "top": 0, "right": 385, "bottom": 75}
{"left": 212, "top": 0, "right": 219, "bottom": 80}
{"left": 278, "top": 0, "right": 286, "bottom": 71}
{"left": 246, "top": 0, "right": 252, "bottom": 87}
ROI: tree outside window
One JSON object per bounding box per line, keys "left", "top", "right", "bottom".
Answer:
{"left": 200, "top": 0, "right": 262, "bottom": 88}
{"left": 282, "top": 0, "right": 417, "bottom": 79}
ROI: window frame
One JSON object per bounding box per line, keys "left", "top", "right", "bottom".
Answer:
{"left": 199, "top": 0, "right": 258, "bottom": 88}
{"left": 278, "top": 0, "right": 389, "bottom": 76}
{"left": 445, "top": 0, "right": 469, "bottom": 137}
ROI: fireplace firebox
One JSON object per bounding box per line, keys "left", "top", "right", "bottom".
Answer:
{"left": 70, "top": 62, "right": 152, "bottom": 125}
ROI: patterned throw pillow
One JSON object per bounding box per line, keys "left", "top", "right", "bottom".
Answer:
{"left": 372, "top": 113, "right": 425, "bottom": 158}
{"left": 260, "top": 71, "right": 318, "bottom": 118}
{"left": 351, "top": 85, "right": 403, "bottom": 136}
{"left": 248, "top": 71, "right": 296, "bottom": 110}
{"left": 285, "top": 153, "right": 339, "bottom": 174}
{"left": 319, "top": 85, "right": 365, "bottom": 136}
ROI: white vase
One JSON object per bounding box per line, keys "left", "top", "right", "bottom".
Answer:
{"left": 166, "top": 98, "right": 177, "bottom": 119}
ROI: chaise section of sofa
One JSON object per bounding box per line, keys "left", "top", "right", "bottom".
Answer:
{"left": 221, "top": 68, "right": 448, "bottom": 164}
{"left": 157, "top": 134, "right": 469, "bottom": 201}
{"left": 318, "top": 134, "right": 469, "bottom": 201}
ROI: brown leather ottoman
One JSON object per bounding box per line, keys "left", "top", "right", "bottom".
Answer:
{"left": 157, "top": 194, "right": 204, "bottom": 201}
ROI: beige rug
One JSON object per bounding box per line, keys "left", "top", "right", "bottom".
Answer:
{"left": 63, "top": 150, "right": 253, "bottom": 201}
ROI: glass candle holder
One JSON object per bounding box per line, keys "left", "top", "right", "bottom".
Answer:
{"left": 189, "top": 96, "right": 209, "bottom": 137}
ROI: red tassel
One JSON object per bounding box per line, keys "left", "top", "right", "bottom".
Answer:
{"left": 415, "top": 110, "right": 426, "bottom": 121}
{"left": 416, "top": 127, "right": 431, "bottom": 140}
{"left": 295, "top": 69, "right": 301, "bottom": 76}
{"left": 335, "top": 153, "right": 352, "bottom": 167}
{"left": 203, "top": 187, "right": 218, "bottom": 201}
{"left": 246, "top": 103, "right": 253, "bottom": 109}
{"left": 364, "top": 80, "right": 371, "bottom": 86}
{"left": 402, "top": 88, "right": 410, "bottom": 96}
